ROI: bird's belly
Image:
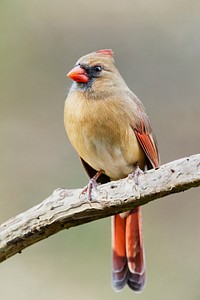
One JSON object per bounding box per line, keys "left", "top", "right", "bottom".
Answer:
{"left": 87, "top": 145, "right": 136, "bottom": 180}
{"left": 64, "top": 95, "right": 145, "bottom": 180}
{"left": 70, "top": 128, "right": 145, "bottom": 180}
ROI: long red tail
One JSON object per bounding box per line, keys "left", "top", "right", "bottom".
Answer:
{"left": 112, "top": 207, "right": 145, "bottom": 292}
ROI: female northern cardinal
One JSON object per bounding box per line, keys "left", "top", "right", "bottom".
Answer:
{"left": 64, "top": 49, "right": 159, "bottom": 292}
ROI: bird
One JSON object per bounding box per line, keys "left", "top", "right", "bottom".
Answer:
{"left": 64, "top": 49, "right": 159, "bottom": 292}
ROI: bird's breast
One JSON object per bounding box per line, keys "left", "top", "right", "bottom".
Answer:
{"left": 64, "top": 92, "right": 145, "bottom": 180}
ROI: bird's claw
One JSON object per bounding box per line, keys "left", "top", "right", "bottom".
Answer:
{"left": 80, "top": 170, "right": 103, "bottom": 201}
{"left": 128, "top": 165, "right": 144, "bottom": 185}
{"left": 80, "top": 178, "right": 98, "bottom": 201}
{"left": 126, "top": 166, "right": 144, "bottom": 199}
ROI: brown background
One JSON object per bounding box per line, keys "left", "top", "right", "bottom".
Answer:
{"left": 0, "top": 1, "right": 200, "bottom": 299}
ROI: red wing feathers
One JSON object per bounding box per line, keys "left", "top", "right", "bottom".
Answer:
{"left": 134, "top": 130, "right": 159, "bottom": 169}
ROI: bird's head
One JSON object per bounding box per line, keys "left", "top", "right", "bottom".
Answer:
{"left": 67, "top": 49, "right": 127, "bottom": 98}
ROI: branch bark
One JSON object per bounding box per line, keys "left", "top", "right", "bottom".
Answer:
{"left": 0, "top": 154, "right": 200, "bottom": 263}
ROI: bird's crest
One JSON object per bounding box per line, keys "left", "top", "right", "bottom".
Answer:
{"left": 95, "top": 49, "right": 114, "bottom": 58}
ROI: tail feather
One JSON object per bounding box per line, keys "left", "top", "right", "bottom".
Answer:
{"left": 112, "top": 215, "right": 127, "bottom": 290}
{"left": 127, "top": 270, "right": 146, "bottom": 292}
{"left": 112, "top": 207, "right": 145, "bottom": 292}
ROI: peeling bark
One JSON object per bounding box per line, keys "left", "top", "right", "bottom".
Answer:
{"left": 0, "top": 154, "right": 199, "bottom": 263}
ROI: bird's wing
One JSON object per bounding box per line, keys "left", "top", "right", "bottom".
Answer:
{"left": 134, "top": 129, "right": 159, "bottom": 169}
{"left": 133, "top": 112, "right": 159, "bottom": 169}
{"left": 124, "top": 91, "right": 159, "bottom": 169}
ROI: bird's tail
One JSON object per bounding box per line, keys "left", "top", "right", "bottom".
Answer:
{"left": 112, "top": 207, "right": 145, "bottom": 292}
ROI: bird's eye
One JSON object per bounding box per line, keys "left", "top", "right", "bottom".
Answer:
{"left": 93, "top": 66, "right": 102, "bottom": 72}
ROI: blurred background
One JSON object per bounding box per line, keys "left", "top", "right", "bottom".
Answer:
{"left": 0, "top": 0, "right": 200, "bottom": 299}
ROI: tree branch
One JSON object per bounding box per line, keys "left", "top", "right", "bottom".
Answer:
{"left": 0, "top": 154, "right": 200, "bottom": 263}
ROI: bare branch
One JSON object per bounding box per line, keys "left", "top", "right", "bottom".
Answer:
{"left": 0, "top": 154, "right": 200, "bottom": 264}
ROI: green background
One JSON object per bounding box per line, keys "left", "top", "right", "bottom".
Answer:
{"left": 0, "top": 1, "right": 200, "bottom": 299}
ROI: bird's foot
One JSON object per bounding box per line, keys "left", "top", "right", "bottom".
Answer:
{"left": 127, "top": 166, "right": 144, "bottom": 199}
{"left": 81, "top": 178, "right": 99, "bottom": 201}
{"left": 80, "top": 170, "right": 103, "bottom": 201}
{"left": 128, "top": 165, "right": 144, "bottom": 185}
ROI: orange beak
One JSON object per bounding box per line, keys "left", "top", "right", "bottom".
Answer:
{"left": 67, "top": 66, "right": 89, "bottom": 83}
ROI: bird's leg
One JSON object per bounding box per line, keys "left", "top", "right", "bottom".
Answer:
{"left": 126, "top": 165, "right": 144, "bottom": 200}
{"left": 128, "top": 165, "right": 144, "bottom": 185}
{"left": 81, "top": 170, "right": 103, "bottom": 200}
